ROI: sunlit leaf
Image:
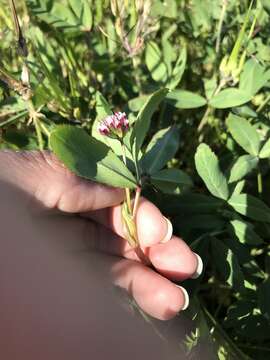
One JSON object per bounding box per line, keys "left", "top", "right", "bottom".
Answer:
{"left": 228, "top": 155, "right": 258, "bottom": 183}
{"left": 210, "top": 89, "right": 252, "bottom": 109}
{"left": 195, "top": 143, "right": 229, "bottom": 200}
{"left": 166, "top": 90, "right": 207, "bottom": 109}
{"left": 259, "top": 137, "right": 270, "bottom": 159}
{"left": 50, "top": 126, "right": 137, "bottom": 188}
{"left": 226, "top": 114, "right": 261, "bottom": 156}
{"left": 228, "top": 193, "right": 270, "bottom": 223}
{"left": 230, "top": 219, "right": 264, "bottom": 245}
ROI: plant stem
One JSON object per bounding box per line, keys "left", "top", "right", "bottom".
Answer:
{"left": 203, "top": 306, "right": 252, "bottom": 360}
{"left": 132, "top": 56, "right": 142, "bottom": 94}
{"left": 39, "top": 121, "right": 51, "bottom": 138}
{"left": 33, "top": 117, "right": 43, "bottom": 151}
{"left": 216, "top": 0, "right": 228, "bottom": 53}
{"left": 257, "top": 169, "right": 263, "bottom": 197}
{"left": 132, "top": 186, "right": 141, "bottom": 218}
{"left": 120, "top": 141, "right": 145, "bottom": 264}
{"left": 197, "top": 80, "right": 226, "bottom": 139}
{"left": 121, "top": 141, "right": 132, "bottom": 214}
{"left": 197, "top": 106, "right": 211, "bottom": 134}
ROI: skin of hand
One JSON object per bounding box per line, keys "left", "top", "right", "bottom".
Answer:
{"left": 0, "top": 150, "right": 200, "bottom": 321}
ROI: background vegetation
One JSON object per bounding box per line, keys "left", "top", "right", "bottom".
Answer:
{"left": 1, "top": 0, "right": 270, "bottom": 358}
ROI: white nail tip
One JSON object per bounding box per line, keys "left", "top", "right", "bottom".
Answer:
{"left": 176, "top": 286, "right": 189, "bottom": 310}
{"left": 161, "top": 217, "right": 173, "bottom": 243}
{"left": 191, "top": 253, "right": 203, "bottom": 279}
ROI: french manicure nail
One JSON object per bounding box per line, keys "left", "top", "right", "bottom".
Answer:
{"left": 191, "top": 253, "right": 203, "bottom": 279}
{"left": 176, "top": 285, "right": 189, "bottom": 310}
{"left": 160, "top": 216, "right": 173, "bottom": 243}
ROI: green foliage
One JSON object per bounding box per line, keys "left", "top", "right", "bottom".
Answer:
{"left": 140, "top": 126, "right": 179, "bottom": 174}
{"left": 131, "top": 88, "right": 168, "bottom": 168}
{"left": 50, "top": 126, "right": 137, "bottom": 188}
{"left": 230, "top": 219, "right": 264, "bottom": 245}
{"left": 227, "top": 114, "right": 261, "bottom": 156}
{"left": 228, "top": 155, "right": 258, "bottom": 183}
{"left": 166, "top": 90, "right": 207, "bottom": 109}
{"left": 228, "top": 194, "right": 270, "bottom": 223}
{"left": 195, "top": 143, "right": 229, "bottom": 200}
{"left": 1, "top": 0, "right": 270, "bottom": 357}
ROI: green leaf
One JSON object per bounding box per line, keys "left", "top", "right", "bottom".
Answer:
{"left": 151, "top": 0, "right": 177, "bottom": 18}
{"left": 232, "top": 180, "right": 246, "bottom": 196}
{"left": 259, "top": 137, "right": 270, "bottom": 158}
{"left": 50, "top": 126, "right": 137, "bottom": 189}
{"left": 168, "top": 46, "right": 187, "bottom": 89}
{"left": 81, "top": 0, "right": 93, "bottom": 30}
{"left": 161, "top": 38, "right": 173, "bottom": 78}
{"left": 195, "top": 143, "right": 229, "bottom": 200}
{"left": 33, "top": 45, "right": 70, "bottom": 112}
{"left": 226, "top": 113, "right": 261, "bottom": 156}
{"left": 239, "top": 59, "right": 270, "bottom": 96}
{"left": 166, "top": 90, "right": 207, "bottom": 109}
{"left": 228, "top": 155, "right": 258, "bottom": 183}
{"left": 211, "top": 238, "right": 244, "bottom": 291}
{"left": 131, "top": 88, "right": 169, "bottom": 163}
{"left": 140, "top": 126, "right": 179, "bottom": 174}
{"left": 233, "top": 105, "right": 258, "bottom": 119}
{"left": 175, "top": 213, "right": 225, "bottom": 231}
{"left": 209, "top": 89, "right": 252, "bottom": 109}
{"left": 95, "top": 91, "right": 113, "bottom": 119}
{"left": 227, "top": 0, "right": 253, "bottom": 68}
{"left": 261, "top": 0, "right": 270, "bottom": 13}
{"left": 230, "top": 220, "right": 264, "bottom": 245}
{"left": 128, "top": 95, "right": 148, "bottom": 112}
{"left": 145, "top": 41, "right": 168, "bottom": 83}
{"left": 159, "top": 193, "right": 224, "bottom": 216}
{"left": 228, "top": 193, "right": 270, "bottom": 223}
{"left": 151, "top": 168, "right": 192, "bottom": 194}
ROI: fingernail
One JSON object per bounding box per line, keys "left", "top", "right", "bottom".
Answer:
{"left": 160, "top": 217, "right": 173, "bottom": 243}
{"left": 176, "top": 285, "right": 189, "bottom": 310}
{"left": 191, "top": 253, "right": 203, "bottom": 279}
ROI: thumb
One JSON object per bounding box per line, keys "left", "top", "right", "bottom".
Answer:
{"left": 0, "top": 150, "right": 124, "bottom": 212}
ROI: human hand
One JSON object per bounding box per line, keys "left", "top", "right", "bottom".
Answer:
{"left": 0, "top": 150, "right": 202, "bottom": 321}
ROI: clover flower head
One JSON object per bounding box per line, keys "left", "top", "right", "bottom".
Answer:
{"left": 98, "top": 123, "right": 110, "bottom": 135}
{"left": 98, "top": 111, "right": 129, "bottom": 137}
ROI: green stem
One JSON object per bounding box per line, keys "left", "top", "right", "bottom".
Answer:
{"left": 134, "top": 158, "right": 140, "bottom": 184}
{"left": 33, "top": 117, "right": 43, "bottom": 151}
{"left": 203, "top": 306, "right": 252, "bottom": 360}
{"left": 197, "top": 80, "right": 226, "bottom": 139}
{"left": 132, "top": 56, "right": 142, "bottom": 94}
{"left": 39, "top": 121, "right": 51, "bottom": 138}
{"left": 215, "top": 0, "right": 228, "bottom": 53}
{"left": 197, "top": 106, "right": 211, "bottom": 134}
{"left": 257, "top": 169, "right": 263, "bottom": 197}
{"left": 132, "top": 186, "right": 141, "bottom": 218}
{"left": 121, "top": 142, "right": 132, "bottom": 214}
